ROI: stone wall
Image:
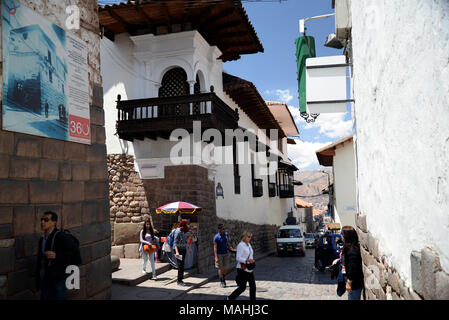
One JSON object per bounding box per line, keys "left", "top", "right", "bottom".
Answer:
{"left": 108, "top": 154, "right": 150, "bottom": 246}
{"left": 197, "top": 217, "right": 278, "bottom": 274}
{"left": 356, "top": 213, "right": 449, "bottom": 300}
{"left": 0, "top": 0, "right": 111, "bottom": 300}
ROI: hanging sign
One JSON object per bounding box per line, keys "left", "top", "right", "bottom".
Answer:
{"left": 306, "top": 55, "right": 349, "bottom": 114}
{"left": 2, "top": 1, "right": 90, "bottom": 144}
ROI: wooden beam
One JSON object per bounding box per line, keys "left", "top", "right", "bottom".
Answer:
{"left": 218, "top": 39, "right": 254, "bottom": 46}
{"left": 209, "top": 31, "right": 247, "bottom": 41}
{"left": 182, "top": 0, "right": 196, "bottom": 25}
{"left": 191, "top": 5, "right": 214, "bottom": 29}
{"left": 136, "top": 3, "right": 156, "bottom": 33}
{"left": 196, "top": 6, "right": 236, "bottom": 29}
{"left": 203, "top": 19, "right": 242, "bottom": 34}
{"left": 162, "top": 0, "right": 172, "bottom": 31}
{"left": 107, "top": 8, "right": 139, "bottom": 35}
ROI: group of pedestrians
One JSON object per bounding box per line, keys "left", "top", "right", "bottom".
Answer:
{"left": 35, "top": 208, "right": 363, "bottom": 301}
{"left": 138, "top": 219, "right": 365, "bottom": 301}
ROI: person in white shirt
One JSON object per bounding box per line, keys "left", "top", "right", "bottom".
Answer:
{"left": 225, "top": 231, "right": 256, "bottom": 300}
{"left": 139, "top": 219, "right": 159, "bottom": 279}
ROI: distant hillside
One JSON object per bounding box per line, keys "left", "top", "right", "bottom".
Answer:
{"left": 295, "top": 169, "right": 332, "bottom": 210}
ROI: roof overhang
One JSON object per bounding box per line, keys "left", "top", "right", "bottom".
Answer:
{"left": 295, "top": 197, "right": 313, "bottom": 208}
{"left": 223, "top": 73, "right": 286, "bottom": 138}
{"left": 279, "top": 159, "right": 298, "bottom": 172}
{"left": 266, "top": 101, "right": 300, "bottom": 136}
{"left": 315, "top": 135, "right": 353, "bottom": 167}
{"left": 98, "top": 0, "right": 264, "bottom": 62}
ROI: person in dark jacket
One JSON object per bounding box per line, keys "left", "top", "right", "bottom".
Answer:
{"left": 341, "top": 225, "right": 364, "bottom": 300}
{"left": 174, "top": 219, "right": 189, "bottom": 286}
{"left": 36, "top": 211, "right": 74, "bottom": 300}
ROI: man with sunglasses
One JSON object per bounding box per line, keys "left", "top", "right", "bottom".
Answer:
{"left": 36, "top": 211, "right": 74, "bottom": 300}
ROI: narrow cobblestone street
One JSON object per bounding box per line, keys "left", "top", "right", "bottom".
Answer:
{"left": 181, "top": 248, "right": 343, "bottom": 300}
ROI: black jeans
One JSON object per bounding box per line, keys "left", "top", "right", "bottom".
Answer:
{"left": 40, "top": 276, "right": 67, "bottom": 300}
{"left": 176, "top": 248, "right": 187, "bottom": 283}
{"left": 229, "top": 268, "right": 256, "bottom": 300}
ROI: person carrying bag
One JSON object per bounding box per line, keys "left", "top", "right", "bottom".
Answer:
{"left": 225, "top": 231, "right": 256, "bottom": 300}
{"left": 139, "top": 219, "right": 159, "bottom": 280}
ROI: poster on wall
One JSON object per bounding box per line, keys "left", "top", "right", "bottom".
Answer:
{"left": 2, "top": 0, "right": 90, "bottom": 144}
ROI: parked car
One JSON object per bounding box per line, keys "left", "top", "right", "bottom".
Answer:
{"left": 304, "top": 233, "right": 316, "bottom": 248}
{"left": 276, "top": 225, "right": 305, "bottom": 257}
{"left": 314, "top": 234, "right": 343, "bottom": 271}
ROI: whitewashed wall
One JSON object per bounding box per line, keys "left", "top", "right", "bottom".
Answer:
{"left": 332, "top": 140, "right": 356, "bottom": 228}
{"left": 351, "top": 0, "right": 449, "bottom": 287}
{"left": 101, "top": 34, "right": 141, "bottom": 155}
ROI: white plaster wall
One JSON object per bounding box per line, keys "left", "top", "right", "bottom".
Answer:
{"left": 351, "top": 0, "right": 449, "bottom": 287}
{"left": 100, "top": 34, "right": 149, "bottom": 156}
{"left": 333, "top": 140, "right": 356, "bottom": 228}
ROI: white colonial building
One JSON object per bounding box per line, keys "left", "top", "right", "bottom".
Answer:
{"left": 99, "top": 0, "right": 300, "bottom": 272}
{"left": 316, "top": 135, "right": 356, "bottom": 228}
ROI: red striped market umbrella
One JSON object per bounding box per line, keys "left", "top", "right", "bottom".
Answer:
{"left": 155, "top": 201, "right": 202, "bottom": 214}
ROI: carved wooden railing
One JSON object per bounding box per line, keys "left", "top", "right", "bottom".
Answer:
{"left": 279, "top": 184, "right": 294, "bottom": 198}
{"left": 116, "top": 88, "right": 239, "bottom": 140}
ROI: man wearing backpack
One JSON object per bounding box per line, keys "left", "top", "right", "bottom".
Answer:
{"left": 213, "top": 224, "right": 236, "bottom": 288}
{"left": 36, "top": 211, "right": 79, "bottom": 300}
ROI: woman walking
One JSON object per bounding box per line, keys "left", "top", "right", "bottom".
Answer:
{"left": 139, "top": 219, "right": 159, "bottom": 279}
{"left": 341, "top": 225, "right": 364, "bottom": 300}
{"left": 225, "top": 231, "right": 256, "bottom": 300}
{"left": 174, "top": 219, "right": 189, "bottom": 286}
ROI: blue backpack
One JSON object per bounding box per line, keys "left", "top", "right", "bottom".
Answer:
{"left": 167, "top": 229, "right": 176, "bottom": 247}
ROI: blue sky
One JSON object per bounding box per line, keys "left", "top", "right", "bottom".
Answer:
{"left": 98, "top": 0, "right": 353, "bottom": 171}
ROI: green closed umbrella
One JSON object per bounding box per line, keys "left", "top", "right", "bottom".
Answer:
{"left": 295, "top": 36, "right": 316, "bottom": 114}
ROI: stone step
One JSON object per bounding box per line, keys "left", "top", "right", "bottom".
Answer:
{"left": 112, "top": 259, "right": 173, "bottom": 286}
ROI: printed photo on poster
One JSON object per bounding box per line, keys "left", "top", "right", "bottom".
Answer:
{"left": 2, "top": 0, "right": 90, "bottom": 144}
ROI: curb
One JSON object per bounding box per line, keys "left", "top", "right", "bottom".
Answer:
{"left": 112, "top": 263, "right": 172, "bottom": 286}
{"left": 173, "top": 251, "right": 274, "bottom": 300}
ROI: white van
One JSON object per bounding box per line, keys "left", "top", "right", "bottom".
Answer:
{"left": 276, "top": 225, "right": 305, "bottom": 257}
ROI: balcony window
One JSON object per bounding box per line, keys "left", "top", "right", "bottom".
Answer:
{"left": 252, "top": 179, "right": 263, "bottom": 197}
{"left": 278, "top": 168, "right": 294, "bottom": 198}
{"left": 268, "top": 183, "right": 276, "bottom": 197}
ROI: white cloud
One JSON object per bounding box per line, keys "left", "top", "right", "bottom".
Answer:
{"left": 287, "top": 105, "right": 301, "bottom": 122}
{"left": 287, "top": 140, "right": 330, "bottom": 170}
{"left": 275, "top": 89, "right": 293, "bottom": 104}
{"left": 303, "top": 113, "right": 353, "bottom": 139}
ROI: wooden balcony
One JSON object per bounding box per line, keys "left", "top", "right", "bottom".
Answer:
{"left": 252, "top": 179, "right": 263, "bottom": 197}
{"left": 279, "top": 184, "right": 294, "bottom": 198}
{"left": 116, "top": 91, "right": 239, "bottom": 141}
